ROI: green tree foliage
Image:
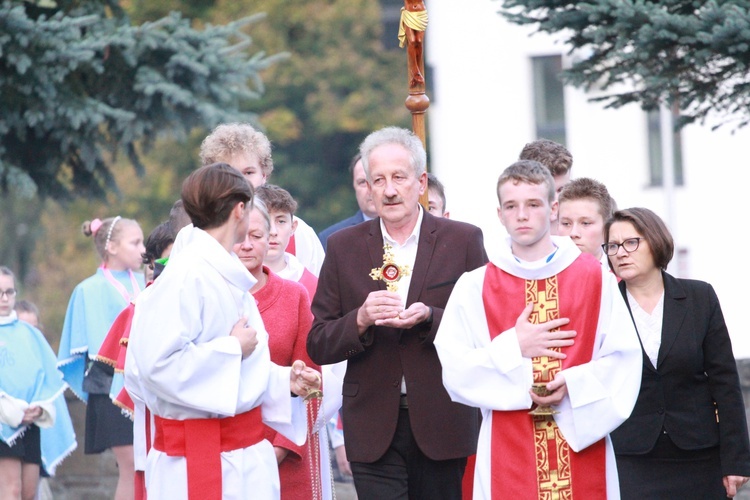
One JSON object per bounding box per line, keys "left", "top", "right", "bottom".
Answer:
{"left": 1, "top": 0, "right": 279, "bottom": 341}
{"left": 5, "top": 0, "right": 413, "bottom": 344}
{"left": 0, "top": 0, "right": 279, "bottom": 200}
{"left": 255, "top": 2, "right": 409, "bottom": 229}
{"left": 247, "top": 0, "right": 410, "bottom": 230}
{"left": 129, "top": 0, "right": 411, "bottom": 230}
{"left": 501, "top": 0, "right": 750, "bottom": 128}
{"left": 219, "top": 0, "right": 410, "bottom": 230}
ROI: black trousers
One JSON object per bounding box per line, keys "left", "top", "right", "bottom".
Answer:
{"left": 350, "top": 408, "right": 466, "bottom": 500}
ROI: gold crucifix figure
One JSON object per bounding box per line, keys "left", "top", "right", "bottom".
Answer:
{"left": 370, "top": 244, "right": 411, "bottom": 292}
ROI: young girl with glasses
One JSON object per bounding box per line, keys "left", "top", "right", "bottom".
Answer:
{"left": 0, "top": 266, "right": 76, "bottom": 499}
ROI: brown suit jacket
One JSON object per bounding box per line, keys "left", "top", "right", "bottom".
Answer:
{"left": 307, "top": 212, "right": 488, "bottom": 463}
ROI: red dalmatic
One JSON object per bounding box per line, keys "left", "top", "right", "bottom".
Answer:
{"left": 482, "top": 255, "right": 607, "bottom": 499}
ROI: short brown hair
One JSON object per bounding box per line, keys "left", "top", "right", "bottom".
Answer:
{"left": 15, "top": 299, "right": 40, "bottom": 320}
{"left": 496, "top": 160, "right": 555, "bottom": 205}
{"left": 181, "top": 163, "right": 254, "bottom": 230}
{"left": 199, "top": 123, "right": 274, "bottom": 178}
{"left": 142, "top": 221, "right": 175, "bottom": 267}
{"left": 519, "top": 139, "right": 572, "bottom": 177}
{"left": 559, "top": 177, "right": 617, "bottom": 221}
{"left": 604, "top": 207, "right": 674, "bottom": 271}
{"left": 348, "top": 153, "right": 362, "bottom": 177}
{"left": 254, "top": 184, "right": 298, "bottom": 216}
{"left": 427, "top": 173, "right": 447, "bottom": 213}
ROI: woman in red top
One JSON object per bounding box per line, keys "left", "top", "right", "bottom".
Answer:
{"left": 234, "top": 199, "right": 321, "bottom": 499}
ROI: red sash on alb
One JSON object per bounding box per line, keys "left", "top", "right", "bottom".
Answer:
{"left": 152, "top": 408, "right": 264, "bottom": 500}
{"left": 483, "top": 255, "right": 607, "bottom": 499}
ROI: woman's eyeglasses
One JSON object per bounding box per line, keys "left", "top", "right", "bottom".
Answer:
{"left": 602, "top": 238, "right": 642, "bottom": 256}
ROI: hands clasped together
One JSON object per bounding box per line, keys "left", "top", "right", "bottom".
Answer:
{"left": 21, "top": 405, "right": 43, "bottom": 425}
{"left": 290, "top": 360, "right": 322, "bottom": 400}
{"left": 356, "top": 290, "right": 430, "bottom": 334}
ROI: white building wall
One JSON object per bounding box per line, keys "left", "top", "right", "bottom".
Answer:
{"left": 425, "top": 1, "right": 750, "bottom": 357}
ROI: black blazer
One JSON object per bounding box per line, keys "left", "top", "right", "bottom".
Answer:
{"left": 307, "top": 212, "right": 488, "bottom": 463}
{"left": 611, "top": 271, "right": 750, "bottom": 476}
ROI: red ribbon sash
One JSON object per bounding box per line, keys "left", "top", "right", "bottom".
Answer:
{"left": 152, "top": 408, "right": 264, "bottom": 500}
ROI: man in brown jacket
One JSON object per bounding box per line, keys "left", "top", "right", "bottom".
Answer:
{"left": 307, "top": 126, "right": 487, "bottom": 499}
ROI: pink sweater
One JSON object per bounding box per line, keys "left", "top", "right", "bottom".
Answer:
{"left": 254, "top": 268, "right": 318, "bottom": 500}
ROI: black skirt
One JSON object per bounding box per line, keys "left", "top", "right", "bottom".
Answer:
{"left": 616, "top": 432, "right": 725, "bottom": 499}
{"left": 84, "top": 393, "right": 133, "bottom": 454}
{"left": 0, "top": 424, "right": 41, "bottom": 465}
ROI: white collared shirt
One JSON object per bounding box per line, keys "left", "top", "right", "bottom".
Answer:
{"left": 379, "top": 207, "right": 424, "bottom": 308}
{"left": 626, "top": 289, "right": 664, "bottom": 368}
{"left": 379, "top": 207, "right": 424, "bottom": 394}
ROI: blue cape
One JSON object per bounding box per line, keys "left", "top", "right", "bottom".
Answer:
{"left": 0, "top": 317, "right": 77, "bottom": 475}
{"left": 57, "top": 268, "right": 144, "bottom": 401}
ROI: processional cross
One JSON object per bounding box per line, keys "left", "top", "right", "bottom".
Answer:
{"left": 399, "top": 0, "right": 430, "bottom": 209}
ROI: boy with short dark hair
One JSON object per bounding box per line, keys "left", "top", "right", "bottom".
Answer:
{"left": 254, "top": 184, "right": 317, "bottom": 299}
{"left": 519, "top": 139, "right": 573, "bottom": 234}
{"left": 435, "top": 160, "right": 641, "bottom": 499}
{"left": 427, "top": 173, "right": 450, "bottom": 219}
{"left": 558, "top": 177, "right": 617, "bottom": 267}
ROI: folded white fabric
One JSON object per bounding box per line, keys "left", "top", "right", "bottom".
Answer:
{"left": 0, "top": 392, "right": 28, "bottom": 428}
{"left": 0, "top": 392, "right": 56, "bottom": 429}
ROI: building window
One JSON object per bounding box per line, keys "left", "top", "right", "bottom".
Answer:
{"left": 647, "top": 108, "right": 684, "bottom": 186}
{"left": 381, "top": 0, "right": 403, "bottom": 51}
{"left": 532, "top": 55, "right": 567, "bottom": 146}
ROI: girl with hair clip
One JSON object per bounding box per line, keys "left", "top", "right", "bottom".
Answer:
{"left": 57, "top": 216, "right": 145, "bottom": 500}
{"left": 97, "top": 220, "right": 176, "bottom": 412}
{"left": 96, "top": 220, "right": 175, "bottom": 500}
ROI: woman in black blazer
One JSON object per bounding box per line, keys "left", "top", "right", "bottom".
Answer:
{"left": 604, "top": 207, "right": 750, "bottom": 499}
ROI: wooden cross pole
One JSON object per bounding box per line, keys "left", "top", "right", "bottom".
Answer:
{"left": 399, "top": 0, "right": 430, "bottom": 209}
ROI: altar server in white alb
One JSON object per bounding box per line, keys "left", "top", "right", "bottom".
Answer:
{"left": 124, "top": 163, "right": 322, "bottom": 500}
{"left": 434, "top": 160, "right": 642, "bottom": 499}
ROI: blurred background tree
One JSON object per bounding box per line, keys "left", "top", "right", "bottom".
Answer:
{"left": 1, "top": 0, "right": 411, "bottom": 344}
{"left": 1, "top": 0, "right": 276, "bottom": 201}
{"left": 1, "top": 0, "right": 275, "bottom": 344}
{"left": 213, "top": 0, "right": 410, "bottom": 230}
{"left": 128, "top": 0, "right": 410, "bottom": 230}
